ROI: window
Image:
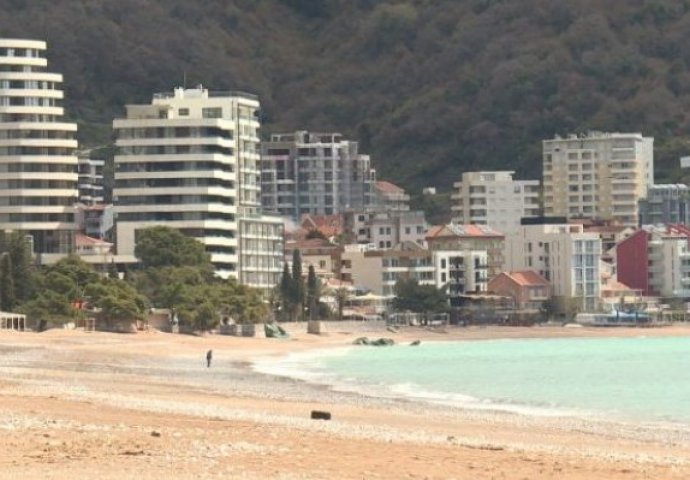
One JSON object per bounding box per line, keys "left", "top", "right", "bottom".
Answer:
{"left": 202, "top": 107, "right": 222, "bottom": 119}
{"left": 178, "top": 108, "right": 189, "bottom": 116}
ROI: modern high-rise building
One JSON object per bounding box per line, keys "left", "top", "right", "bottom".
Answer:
{"left": 451, "top": 171, "right": 540, "bottom": 234}
{"left": 0, "top": 39, "right": 79, "bottom": 256}
{"left": 542, "top": 132, "right": 654, "bottom": 227}
{"left": 77, "top": 152, "right": 105, "bottom": 205}
{"left": 113, "top": 87, "right": 283, "bottom": 287}
{"left": 260, "top": 131, "right": 376, "bottom": 219}
{"left": 638, "top": 184, "right": 690, "bottom": 226}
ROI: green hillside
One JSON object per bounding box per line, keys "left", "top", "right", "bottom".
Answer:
{"left": 3, "top": 0, "right": 690, "bottom": 191}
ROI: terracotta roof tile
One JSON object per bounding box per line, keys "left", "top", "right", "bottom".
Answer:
{"left": 425, "top": 224, "right": 503, "bottom": 239}
{"left": 505, "top": 270, "right": 550, "bottom": 287}
{"left": 375, "top": 181, "right": 404, "bottom": 194}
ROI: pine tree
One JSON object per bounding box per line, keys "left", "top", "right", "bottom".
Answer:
{"left": 279, "top": 262, "right": 292, "bottom": 321}
{"left": 307, "top": 265, "right": 319, "bottom": 320}
{"left": 291, "top": 249, "right": 304, "bottom": 320}
{"left": 0, "top": 254, "right": 16, "bottom": 311}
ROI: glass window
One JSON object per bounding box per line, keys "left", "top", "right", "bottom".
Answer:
{"left": 202, "top": 107, "right": 222, "bottom": 119}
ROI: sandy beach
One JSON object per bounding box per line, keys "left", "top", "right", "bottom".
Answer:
{"left": 2, "top": 324, "right": 690, "bottom": 479}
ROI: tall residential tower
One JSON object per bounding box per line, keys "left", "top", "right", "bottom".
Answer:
{"left": 0, "top": 39, "right": 78, "bottom": 256}
{"left": 542, "top": 132, "right": 654, "bottom": 227}
{"left": 260, "top": 131, "right": 376, "bottom": 219}
{"left": 113, "top": 87, "right": 283, "bottom": 287}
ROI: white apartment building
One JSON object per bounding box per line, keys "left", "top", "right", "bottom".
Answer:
{"left": 260, "top": 131, "right": 376, "bottom": 219}
{"left": 340, "top": 242, "right": 488, "bottom": 301}
{"left": 0, "top": 39, "right": 79, "bottom": 256}
{"left": 451, "top": 171, "right": 540, "bottom": 234}
{"left": 542, "top": 132, "right": 654, "bottom": 227}
{"left": 77, "top": 153, "right": 104, "bottom": 205}
{"left": 344, "top": 210, "right": 426, "bottom": 249}
{"left": 433, "top": 250, "right": 489, "bottom": 307}
{"left": 504, "top": 219, "right": 602, "bottom": 311}
{"left": 238, "top": 214, "right": 284, "bottom": 291}
{"left": 113, "top": 87, "right": 282, "bottom": 286}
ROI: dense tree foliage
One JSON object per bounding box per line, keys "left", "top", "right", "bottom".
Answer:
{"left": 392, "top": 278, "right": 448, "bottom": 313}
{"left": 3, "top": 227, "right": 267, "bottom": 331}
{"left": 134, "top": 226, "right": 211, "bottom": 270}
{"left": 2, "top": 1, "right": 690, "bottom": 193}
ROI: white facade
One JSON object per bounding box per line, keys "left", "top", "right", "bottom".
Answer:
{"left": 504, "top": 222, "right": 602, "bottom": 311}
{"left": 433, "top": 250, "right": 489, "bottom": 305}
{"left": 77, "top": 153, "right": 104, "bottom": 204}
{"left": 340, "top": 243, "right": 488, "bottom": 300}
{"left": 451, "top": 171, "right": 540, "bottom": 234}
{"left": 260, "top": 131, "right": 376, "bottom": 219}
{"left": 0, "top": 39, "right": 79, "bottom": 255}
{"left": 238, "top": 214, "right": 284, "bottom": 291}
{"left": 346, "top": 210, "right": 426, "bottom": 249}
{"left": 114, "top": 87, "right": 281, "bottom": 285}
{"left": 543, "top": 132, "right": 654, "bottom": 227}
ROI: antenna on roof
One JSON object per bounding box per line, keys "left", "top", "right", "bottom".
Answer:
{"left": 183, "top": 70, "right": 187, "bottom": 89}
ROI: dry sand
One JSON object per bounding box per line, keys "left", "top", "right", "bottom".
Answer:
{"left": 1, "top": 324, "right": 690, "bottom": 479}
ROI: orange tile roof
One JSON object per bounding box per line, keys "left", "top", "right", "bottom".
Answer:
{"left": 505, "top": 270, "right": 550, "bottom": 287}
{"left": 75, "top": 233, "right": 112, "bottom": 247}
{"left": 300, "top": 214, "right": 344, "bottom": 237}
{"left": 375, "top": 181, "right": 404, "bottom": 194}
{"left": 425, "top": 224, "right": 503, "bottom": 239}
{"left": 286, "top": 238, "right": 337, "bottom": 250}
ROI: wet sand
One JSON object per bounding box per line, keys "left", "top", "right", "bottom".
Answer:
{"left": 1, "top": 325, "right": 690, "bottom": 479}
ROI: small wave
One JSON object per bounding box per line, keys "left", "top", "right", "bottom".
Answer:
{"left": 252, "top": 349, "right": 590, "bottom": 419}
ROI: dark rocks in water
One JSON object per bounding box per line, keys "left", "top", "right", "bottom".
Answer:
{"left": 311, "top": 410, "right": 331, "bottom": 420}
{"left": 410, "top": 340, "right": 421, "bottom": 346}
{"left": 352, "top": 337, "right": 395, "bottom": 346}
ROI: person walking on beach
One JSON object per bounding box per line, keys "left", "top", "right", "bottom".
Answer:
{"left": 206, "top": 349, "right": 213, "bottom": 368}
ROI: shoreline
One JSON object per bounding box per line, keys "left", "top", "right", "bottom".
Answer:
{"left": 1, "top": 325, "right": 690, "bottom": 478}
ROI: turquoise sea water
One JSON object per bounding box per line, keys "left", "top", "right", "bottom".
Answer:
{"left": 269, "top": 337, "right": 690, "bottom": 423}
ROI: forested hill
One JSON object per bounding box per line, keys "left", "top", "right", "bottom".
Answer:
{"left": 3, "top": 0, "right": 690, "bottom": 190}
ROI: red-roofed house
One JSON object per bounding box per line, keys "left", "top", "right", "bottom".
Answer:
{"left": 373, "top": 181, "right": 410, "bottom": 211}
{"left": 300, "top": 214, "right": 344, "bottom": 240}
{"left": 75, "top": 233, "right": 113, "bottom": 256}
{"left": 426, "top": 224, "right": 505, "bottom": 279}
{"left": 488, "top": 271, "right": 551, "bottom": 310}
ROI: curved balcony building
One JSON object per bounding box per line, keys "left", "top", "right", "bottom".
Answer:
{"left": 114, "top": 87, "right": 285, "bottom": 282}
{"left": 0, "top": 39, "right": 78, "bottom": 255}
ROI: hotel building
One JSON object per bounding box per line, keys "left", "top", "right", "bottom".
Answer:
{"left": 542, "top": 132, "right": 654, "bottom": 227}
{"left": 0, "top": 39, "right": 79, "bottom": 256}
{"left": 113, "top": 87, "right": 282, "bottom": 288}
